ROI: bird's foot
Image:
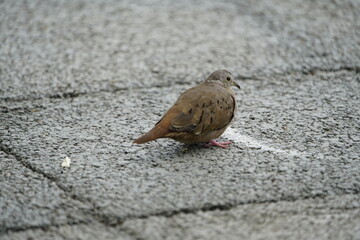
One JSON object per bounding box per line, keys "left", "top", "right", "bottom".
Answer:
{"left": 203, "top": 140, "right": 232, "bottom": 149}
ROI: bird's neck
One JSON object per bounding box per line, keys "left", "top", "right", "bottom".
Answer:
{"left": 204, "top": 79, "right": 226, "bottom": 88}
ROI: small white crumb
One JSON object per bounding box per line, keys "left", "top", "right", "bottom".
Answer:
{"left": 61, "top": 157, "right": 71, "bottom": 168}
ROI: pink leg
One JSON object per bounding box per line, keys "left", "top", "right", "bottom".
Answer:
{"left": 203, "top": 140, "right": 233, "bottom": 149}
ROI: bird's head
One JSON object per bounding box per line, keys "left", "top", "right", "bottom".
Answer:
{"left": 206, "top": 69, "right": 241, "bottom": 89}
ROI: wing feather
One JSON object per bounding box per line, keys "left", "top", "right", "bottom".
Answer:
{"left": 168, "top": 83, "right": 235, "bottom": 136}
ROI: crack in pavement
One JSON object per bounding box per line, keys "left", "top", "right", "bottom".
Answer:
{"left": 0, "top": 143, "right": 71, "bottom": 192}
{"left": 300, "top": 66, "right": 360, "bottom": 75}
{"left": 93, "top": 192, "right": 360, "bottom": 227}
{"left": 271, "top": 66, "right": 360, "bottom": 78}
{"left": 1, "top": 143, "right": 359, "bottom": 233}
{"left": 1, "top": 66, "right": 359, "bottom": 103}
{"left": 0, "top": 145, "right": 131, "bottom": 237}
{"left": 0, "top": 144, "right": 157, "bottom": 239}
{"left": 0, "top": 87, "right": 130, "bottom": 103}
{"left": 236, "top": 66, "right": 360, "bottom": 82}
{"left": 0, "top": 144, "right": 99, "bottom": 232}
{"left": 3, "top": 191, "right": 359, "bottom": 236}
{"left": 1, "top": 220, "right": 89, "bottom": 235}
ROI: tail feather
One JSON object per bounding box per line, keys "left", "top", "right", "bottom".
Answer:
{"left": 133, "top": 125, "right": 169, "bottom": 144}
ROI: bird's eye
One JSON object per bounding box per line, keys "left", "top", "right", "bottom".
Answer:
{"left": 226, "top": 77, "right": 231, "bottom": 81}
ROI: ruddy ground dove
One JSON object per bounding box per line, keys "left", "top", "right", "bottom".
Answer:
{"left": 134, "top": 70, "right": 240, "bottom": 148}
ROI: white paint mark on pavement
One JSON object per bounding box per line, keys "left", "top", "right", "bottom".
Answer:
{"left": 224, "top": 127, "right": 302, "bottom": 157}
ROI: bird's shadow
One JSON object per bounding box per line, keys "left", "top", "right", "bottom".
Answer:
{"left": 157, "top": 141, "right": 227, "bottom": 159}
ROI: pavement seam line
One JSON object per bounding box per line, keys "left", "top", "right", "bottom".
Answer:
{"left": 0, "top": 143, "right": 70, "bottom": 191}
{"left": 0, "top": 144, "right": 100, "bottom": 214}
{"left": 0, "top": 144, "right": 145, "bottom": 238}
{"left": 1, "top": 66, "right": 359, "bottom": 102}
{"left": 93, "top": 193, "right": 360, "bottom": 227}
{"left": 2, "top": 144, "right": 359, "bottom": 231}
{"left": 0, "top": 144, "right": 122, "bottom": 235}
{"left": 1, "top": 220, "right": 89, "bottom": 235}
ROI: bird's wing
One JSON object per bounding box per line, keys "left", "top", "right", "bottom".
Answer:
{"left": 168, "top": 84, "right": 236, "bottom": 136}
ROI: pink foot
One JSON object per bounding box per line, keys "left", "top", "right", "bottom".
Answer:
{"left": 203, "top": 140, "right": 233, "bottom": 149}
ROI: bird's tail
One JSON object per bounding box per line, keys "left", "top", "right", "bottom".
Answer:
{"left": 133, "top": 125, "right": 169, "bottom": 144}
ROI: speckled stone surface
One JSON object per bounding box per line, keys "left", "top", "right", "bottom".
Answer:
{"left": 1, "top": 0, "right": 359, "bottom": 239}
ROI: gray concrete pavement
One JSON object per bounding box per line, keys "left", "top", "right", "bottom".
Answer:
{"left": 1, "top": 0, "right": 359, "bottom": 239}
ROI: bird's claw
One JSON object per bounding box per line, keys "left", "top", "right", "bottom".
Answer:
{"left": 203, "top": 140, "right": 232, "bottom": 149}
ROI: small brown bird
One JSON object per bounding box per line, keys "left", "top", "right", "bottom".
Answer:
{"left": 134, "top": 70, "right": 240, "bottom": 148}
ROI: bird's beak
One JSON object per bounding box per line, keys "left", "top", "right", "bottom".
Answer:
{"left": 233, "top": 82, "right": 241, "bottom": 89}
